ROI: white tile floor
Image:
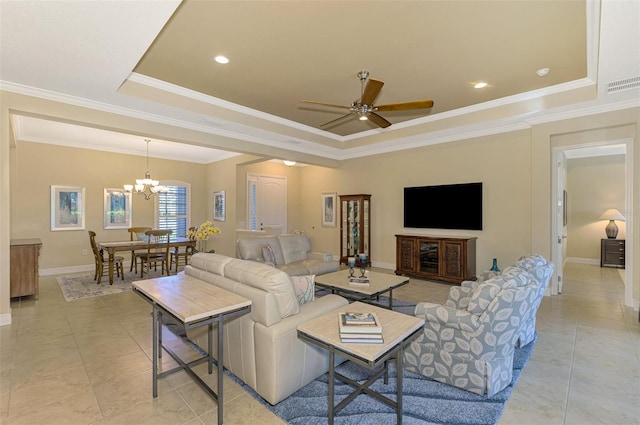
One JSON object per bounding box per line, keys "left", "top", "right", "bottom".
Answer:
{"left": 1, "top": 262, "right": 639, "bottom": 424}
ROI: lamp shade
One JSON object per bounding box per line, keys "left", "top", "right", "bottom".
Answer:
{"left": 599, "top": 208, "right": 625, "bottom": 221}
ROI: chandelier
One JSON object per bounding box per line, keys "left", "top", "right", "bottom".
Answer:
{"left": 123, "top": 139, "right": 169, "bottom": 200}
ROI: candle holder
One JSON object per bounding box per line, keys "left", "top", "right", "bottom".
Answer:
{"left": 347, "top": 257, "right": 356, "bottom": 278}
{"left": 358, "top": 254, "right": 367, "bottom": 278}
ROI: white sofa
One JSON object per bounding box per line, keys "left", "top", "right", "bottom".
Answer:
{"left": 236, "top": 234, "right": 339, "bottom": 276}
{"left": 184, "top": 253, "right": 348, "bottom": 405}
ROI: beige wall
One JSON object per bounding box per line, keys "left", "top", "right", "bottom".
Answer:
{"left": 566, "top": 155, "right": 626, "bottom": 260}
{"left": 1, "top": 89, "right": 639, "bottom": 325}
{"left": 10, "top": 141, "right": 208, "bottom": 270}
{"left": 298, "top": 131, "right": 533, "bottom": 271}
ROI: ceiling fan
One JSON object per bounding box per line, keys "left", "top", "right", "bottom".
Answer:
{"left": 300, "top": 70, "right": 434, "bottom": 129}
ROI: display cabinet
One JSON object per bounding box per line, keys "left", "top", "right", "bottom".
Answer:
{"left": 395, "top": 235, "right": 476, "bottom": 284}
{"left": 339, "top": 194, "right": 371, "bottom": 266}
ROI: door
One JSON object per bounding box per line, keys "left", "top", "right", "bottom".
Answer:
{"left": 553, "top": 152, "right": 568, "bottom": 294}
{"left": 247, "top": 174, "right": 287, "bottom": 234}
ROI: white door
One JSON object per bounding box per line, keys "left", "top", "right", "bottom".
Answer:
{"left": 552, "top": 150, "right": 568, "bottom": 295}
{"left": 247, "top": 174, "right": 287, "bottom": 234}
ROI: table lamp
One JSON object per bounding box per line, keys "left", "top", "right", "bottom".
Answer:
{"left": 599, "top": 208, "right": 625, "bottom": 239}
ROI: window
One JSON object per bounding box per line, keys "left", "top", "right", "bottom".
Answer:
{"left": 155, "top": 181, "right": 190, "bottom": 238}
{"left": 248, "top": 176, "right": 257, "bottom": 230}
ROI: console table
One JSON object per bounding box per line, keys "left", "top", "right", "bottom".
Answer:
{"left": 10, "top": 238, "right": 42, "bottom": 299}
{"left": 133, "top": 274, "right": 251, "bottom": 425}
{"left": 395, "top": 235, "right": 476, "bottom": 283}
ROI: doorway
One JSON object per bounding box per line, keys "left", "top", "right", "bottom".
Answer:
{"left": 247, "top": 173, "right": 287, "bottom": 234}
{"left": 551, "top": 139, "right": 634, "bottom": 307}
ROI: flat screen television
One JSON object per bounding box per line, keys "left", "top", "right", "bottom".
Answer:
{"left": 404, "top": 182, "right": 483, "bottom": 230}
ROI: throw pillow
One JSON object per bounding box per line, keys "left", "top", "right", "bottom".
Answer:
{"left": 262, "top": 244, "right": 276, "bottom": 265}
{"left": 291, "top": 274, "right": 315, "bottom": 305}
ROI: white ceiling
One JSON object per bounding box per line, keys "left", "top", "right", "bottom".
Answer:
{"left": 1, "top": 0, "right": 639, "bottom": 165}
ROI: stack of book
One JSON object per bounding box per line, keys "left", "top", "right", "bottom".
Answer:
{"left": 348, "top": 276, "right": 370, "bottom": 285}
{"left": 338, "top": 311, "right": 383, "bottom": 344}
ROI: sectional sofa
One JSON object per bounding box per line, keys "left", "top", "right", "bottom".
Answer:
{"left": 183, "top": 253, "right": 348, "bottom": 405}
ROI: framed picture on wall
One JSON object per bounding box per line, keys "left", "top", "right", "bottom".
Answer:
{"left": 51, "top": 185, "right": 86, "bottom": 231}
{"left": 321, "top": 192, "right": 337, "bottom": 227}
{"left": 214, "top": 190, "right": 226, "bottom": 221}
{"left": 103, "top": 188, "right": 132, "bottom": 229}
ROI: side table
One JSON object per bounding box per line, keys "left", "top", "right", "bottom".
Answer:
{"left": 133, "top": 274, "right": 251, "bottom": 425}
{"left": 297, "top": 301, "right": 424, "bottom": 424}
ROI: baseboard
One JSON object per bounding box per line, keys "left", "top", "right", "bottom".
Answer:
{"left": 565, "top": 257, "right": 599, "bottom": 265}
{"left": 40, "top": 260, "right": 133, "bottom": 276}
{"left": 0, "top": 312, "right": 12, "bottom": 326}
{"left": 40, "top": 265, "right": 94, "bottom": 276}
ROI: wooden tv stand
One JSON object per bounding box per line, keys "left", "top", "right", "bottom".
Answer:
{"left": 395, "top": 235, "right": 476, "bottom": 284}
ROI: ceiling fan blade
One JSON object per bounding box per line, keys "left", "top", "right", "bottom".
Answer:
{"left": 320, "top": 112, "right": 354, "bottom": 127}
{"left": 367, "top": 112, "right": 392, "bottom": 128}
{"left": 300, "top": 100, "right": 351, "bottom": 109}
{"left": 375, "top": 99, "right": 434, "bottom": 111}
{"left": 360, "top": 79, "right": 384, "bottom": 105}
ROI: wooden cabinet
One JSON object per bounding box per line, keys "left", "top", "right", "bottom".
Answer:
{"left": 601, "top": 239, "right": 625, "bottom": 268}
{"left": 10, "top": 239, "right": 42, "bottom": 299}
{"left": 395, "top": 235, "right": 476, "bottom": 284}
{"left": 339, "top": 194, "right": 371, "bottom": 266}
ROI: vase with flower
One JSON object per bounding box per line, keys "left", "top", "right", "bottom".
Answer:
{"left": 186, "top": 220, "right": 221, "bottom": 253}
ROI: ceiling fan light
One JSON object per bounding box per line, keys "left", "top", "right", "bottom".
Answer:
{"left": 359, "top": 115, "right": 368, "bottom": 121}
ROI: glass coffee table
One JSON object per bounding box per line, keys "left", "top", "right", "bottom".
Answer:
{"left": 314, "top": 269, "right": 409, "bottom": 309}
{"left": 297, "top": 301, "right": 424, "bottom": 424}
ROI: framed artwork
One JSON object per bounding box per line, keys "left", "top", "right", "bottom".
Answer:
{"left": 213, "top": 190, "right": 226, "bottom": 221}
{"left": 321, "top": 192, "right": 337, "bottom": 227}
{"left": 51, "top": 185, "right": 86, "bottom": 231}
{"left": 103, "top": 188, "right": 132, "bottom": 229}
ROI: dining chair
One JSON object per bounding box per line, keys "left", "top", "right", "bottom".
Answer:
{"left": 139, "top": 229, "right": 172, "bottom": 278}
{"left": 88, "top": 231, "right": 124, "bottom": 285}
{"left": 128, "top": 226, "right": 152, "bottom": 273}
{"left": 170, "top": 226, "right": 195, "bottom": 273}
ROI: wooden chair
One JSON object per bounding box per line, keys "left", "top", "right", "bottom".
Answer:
{"left": 88, "top": 231, "right": 124, "bottom": 285}
{"left": 170, "top": 227, "right": 195, "bottom": 273}
{"left": 128, "top": 226, "right": 152, "bottom": 273}
{"left": 139, "top": 229, "right": 172, "bottom": 278}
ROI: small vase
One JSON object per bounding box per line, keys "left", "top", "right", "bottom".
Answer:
{"left": 490, "top": 258, "right": 500, "bottom": 272}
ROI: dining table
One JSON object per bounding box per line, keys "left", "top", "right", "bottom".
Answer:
{"left": 97, "top": 237, "right": 196, "bottom": 284}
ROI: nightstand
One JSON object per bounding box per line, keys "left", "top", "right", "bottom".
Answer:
{"left": 600, "top": 239, "right": 625, "bottom": 268}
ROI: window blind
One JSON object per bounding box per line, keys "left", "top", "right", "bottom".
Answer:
{"left": 158, "top": 185, "right": 188, "bottom": 237}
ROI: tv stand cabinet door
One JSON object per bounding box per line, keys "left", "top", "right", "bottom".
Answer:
{"left": 395, "top": 236, "right": 417, "bottom": 274}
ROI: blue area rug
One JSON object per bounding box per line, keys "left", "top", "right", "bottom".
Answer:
{"left": 267, "top": 336, "right": 535, "bottom": 425}
{"left": 170, "top": 293, "right": 535, "bottom": 424}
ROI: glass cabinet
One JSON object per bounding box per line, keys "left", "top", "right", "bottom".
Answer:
{"left": 339, "top": 194, "right": 371, "bottom": 266}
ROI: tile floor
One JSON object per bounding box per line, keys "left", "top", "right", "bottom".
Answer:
{"left": 1, "top": 262, "right": 639, "bottom": 424}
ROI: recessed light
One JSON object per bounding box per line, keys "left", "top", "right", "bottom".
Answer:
{"left": 536, "top": 68, "right": 550, "bottom": 77}
{"left": 214, "top": 55, "right": 229, "bottom": 64}
{"left": 474, "top": 82, "right": 488, "bottom": 89}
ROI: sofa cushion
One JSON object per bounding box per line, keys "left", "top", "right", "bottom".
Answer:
{"left": 291, "top": 274, "right": 315, "bottom": 305}
{"left": 262, "top": 245, "right": 276, "bottom": 265}
{"left": 190, "top": 253, "right": 234, "bottom": 275}
{"left": 224, "top": 258, "right": 300, "bottom": 318}
{"left": 277, "top": 234, "right": 311, "bottom": 264}
{"left": 237, "top": 236, "right": 285, "bottom": 264}
{"left": 467, "top": 276, "right": 516, "bottom": 315}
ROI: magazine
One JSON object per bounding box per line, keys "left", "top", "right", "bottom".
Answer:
{"left": 348, "top": 277, "right": 370, "bottom": 285}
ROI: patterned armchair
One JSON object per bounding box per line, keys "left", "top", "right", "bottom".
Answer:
{"left": 462, "top": 254, "right": 554, "bottom": 347}
{"left": 404, "top": 272, "right": 536, "bottom": 396}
